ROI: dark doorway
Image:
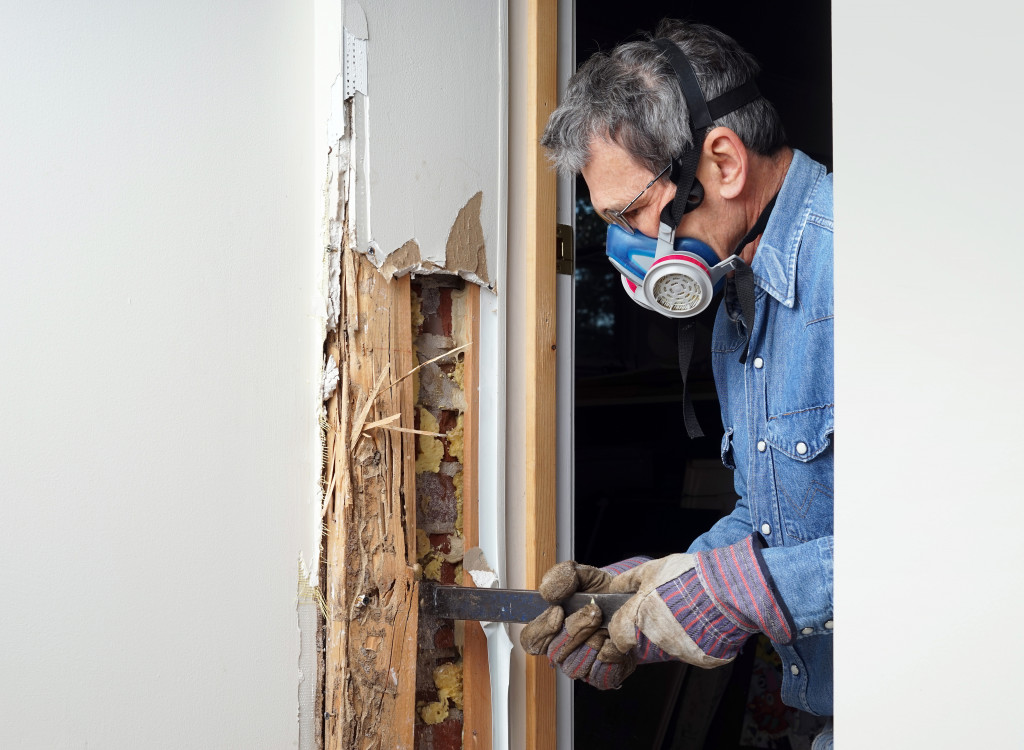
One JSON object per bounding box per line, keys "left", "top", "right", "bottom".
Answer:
{"left": 571, "top": 4, "right": 832, "bottom": 748}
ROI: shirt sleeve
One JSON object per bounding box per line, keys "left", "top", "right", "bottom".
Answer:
{"left": 760, "top": 535, "right": 834, "bottom": 636}
{"left": 686, "top": 466, "right": 754, "bottom": 553}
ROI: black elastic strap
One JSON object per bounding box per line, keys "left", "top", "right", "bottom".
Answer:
{"left": 729, "top": 193, "right": 778, "bottom": 364}
{"left": 677, "top": 320, "right": 703, "bottom": 439}
{"left": 654, "top": 39, "right": 713, "bottom": 130}
{"left": 733, "top": 264, "right": 757, "bottom": 365}
{"left": 660, "top": 131, "right": 707, "bottom": 229}
{"left": 652, "top": 39, "right": 762, "bottom": 230}
{"left": 707, "top": 79, "right": 761, "bottom": 120}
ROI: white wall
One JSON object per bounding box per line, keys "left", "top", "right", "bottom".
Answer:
{"left": 0, "top": 3, "right": 321, "bottom": 748}
{"left": 834, "top": 1, "right": 1024, "bottom": 745}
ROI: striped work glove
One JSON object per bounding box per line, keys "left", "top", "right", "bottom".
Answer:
{"left": 606, "top": 535, "right": 794, "bottom": 668}
{"left": 520, "top": 556, "right": 651, "bottom": 690}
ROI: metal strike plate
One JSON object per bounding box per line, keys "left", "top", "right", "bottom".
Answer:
{"left": 556, "top": 223, "right": 574, "bottom": 275}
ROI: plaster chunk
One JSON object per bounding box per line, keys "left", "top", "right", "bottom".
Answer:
{"left": 418, "top": 362, "right": 466, "bottom": 412}
{"left": 416, "top": 333, "right": 455, "bottom": 359}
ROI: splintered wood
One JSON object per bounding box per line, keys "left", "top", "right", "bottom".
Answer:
{"left": 324, "top": 249, "right": 418, "bottom": 750}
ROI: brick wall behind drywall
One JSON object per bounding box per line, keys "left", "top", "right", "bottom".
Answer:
{"left": 412, "top": 277, "right": 468, "bottom": 750}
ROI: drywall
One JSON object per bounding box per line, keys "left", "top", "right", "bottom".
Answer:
{"left": 0, "top": 2, "right": 321, "bottom": 747}
{"left": 834, "top": 0, "right": 1024, "bottom": 745}
{"left": 348, "top": 1, "right": 505, "bottom": 288}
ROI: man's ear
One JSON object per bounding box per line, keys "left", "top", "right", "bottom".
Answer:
{"left": 702, "top": 127, "right": 747, "bottom": 200}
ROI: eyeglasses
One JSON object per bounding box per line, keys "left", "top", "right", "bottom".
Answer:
{"left": 596, "top": 163, "right": 672, "bottom": 235}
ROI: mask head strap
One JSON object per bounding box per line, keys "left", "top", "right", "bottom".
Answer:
{"left": 649, "top": 39, "right": 765, "bottom": 440}
{"left": 651, "top": 39, "right": 762, "bottom": 231}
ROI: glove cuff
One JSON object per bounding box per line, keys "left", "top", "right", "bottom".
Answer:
{"left": 642, "top": 569, "right": 752, "bottom": 662}
{"left": 694, "top": 535, "right": 795, "bottom": 645}
{"left": 601, "top": 556, "right": 653, "bottom": 576}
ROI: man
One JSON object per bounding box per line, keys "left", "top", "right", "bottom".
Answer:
{"left": 521, "top": 19, "right": 834, "bottom": 746}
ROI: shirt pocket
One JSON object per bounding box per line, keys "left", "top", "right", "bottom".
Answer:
{"left": 765, "top": 312, "right": 833, "bottom": 419}
{"left": 765, "top": 406, "right": 834, "bottom": 542}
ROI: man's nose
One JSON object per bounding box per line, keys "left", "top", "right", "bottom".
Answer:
{"left": 633, "top": 184, "right": 676, "bottom": 238}
{"left": 633, "top": 207, "right": 663, "bottom": 239}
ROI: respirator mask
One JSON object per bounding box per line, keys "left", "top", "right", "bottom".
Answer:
{"left": 606, "top": 225, "right": 743, "bottom": 317}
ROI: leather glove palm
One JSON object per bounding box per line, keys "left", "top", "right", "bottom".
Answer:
{"left": 519, "top": 558, "right": 648, "bottom": 690}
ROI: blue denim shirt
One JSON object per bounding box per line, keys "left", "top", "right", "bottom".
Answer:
{"left": 687, "top": 149, "right": 834, "bottom": 716}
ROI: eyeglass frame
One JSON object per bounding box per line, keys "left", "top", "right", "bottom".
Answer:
{"left": 595, "top": 162, "right": 672, "bottom": 235}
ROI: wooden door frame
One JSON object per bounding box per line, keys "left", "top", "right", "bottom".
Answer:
{"left": 524, "top": 0, "right": 559, "bottom": 747}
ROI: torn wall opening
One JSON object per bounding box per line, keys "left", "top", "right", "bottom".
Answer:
{"left": 412, "top": 275, "right": 471, "bottom": 750}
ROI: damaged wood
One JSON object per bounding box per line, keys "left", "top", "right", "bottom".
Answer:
{"left": 324, "top": 249, "right": 418, "bottom": 750}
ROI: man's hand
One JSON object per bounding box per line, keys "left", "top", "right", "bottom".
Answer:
{"left": 520, "top": 537, "right": 794, "bottom": 688}
{"left": 607, "top": 536, "right": 794, "bottom": 666}
{"left": 519, "top": 558, "right": 647, "bottom": 690}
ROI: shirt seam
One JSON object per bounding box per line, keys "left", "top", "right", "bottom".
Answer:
{"left": 767, "top": 403, "right": 834, "bottom": 420}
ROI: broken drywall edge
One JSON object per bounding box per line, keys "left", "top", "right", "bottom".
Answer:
{"left": 371, "top": 192, "right": 494, "bottom": 289}
{"left": 465, "top": 547, "right": 498, "bottom": 589}
{"left": 443, "top": 191, "right": 490, "bottom": 285}
{"left": 321, "top": 354, "right": 339, "bottom": 402}
{"left": 326, "top": 249, "right": 340, "bottom": 331}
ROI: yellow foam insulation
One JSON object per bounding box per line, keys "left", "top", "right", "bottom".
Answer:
{"left": 418, "top": 700, "right": 449, "bottom": 725}
{"left": 454, "top": 562, "right": 464, "bottom": 585}
{"left": 417, "top": 657, "right": 465, "bottom": 726}
{"left": 415, "top": 406, "right": 443, "bottom": 474}
{"left": 422, "top": 554, "right": 443, "bottom": 582}
{"left": 434, "top": 661, "right": 464, "bottom": 710}
{"left": 411, "top": 288, "right": 425, "bottom": 328}
{"left": 453, "top": 470, "right": 464, "bottom": 536}
{"left": 452, "top": 356, "right": 465, "bottom": 389}
{"left": 447, "top": 413, "right": 465, "bottom": 463}
{"left": 451, "top": 286, "right": 468, "bottom": 342}
{"left": 416, "top": 528, "right": 431, "bottom": 561}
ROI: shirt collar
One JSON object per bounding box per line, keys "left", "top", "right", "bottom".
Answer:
{"left": 750, "top": 149, "right": 827, "bottom": 309}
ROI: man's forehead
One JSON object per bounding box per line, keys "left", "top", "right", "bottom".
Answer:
{"left": 583, "top": 137, "right": 654, "bottom": 206}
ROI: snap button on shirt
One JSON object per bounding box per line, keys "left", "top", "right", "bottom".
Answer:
{"left": 753, "top": 356, "right": 764, "bottom": 369}
{"left": 801, "top": 627, "right": 814, "bottom": 635}
{"left": 790, "top": 664, "right": 800, "bottom": 676}
{"left": 761, "top": 523, "right": 772, "bottom": 535}
{"left": 824, "top": 620, "right": 834, "bottom": 630}
{"left": 757, "top": 440, "right": 767, "bottom": 452}
{"left": 796, "top": 441, "right": 808, "bottom": 455}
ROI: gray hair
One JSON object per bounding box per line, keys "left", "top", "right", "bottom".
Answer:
{"left": 541, "top": 20, "right": 786, "bottom": 176}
